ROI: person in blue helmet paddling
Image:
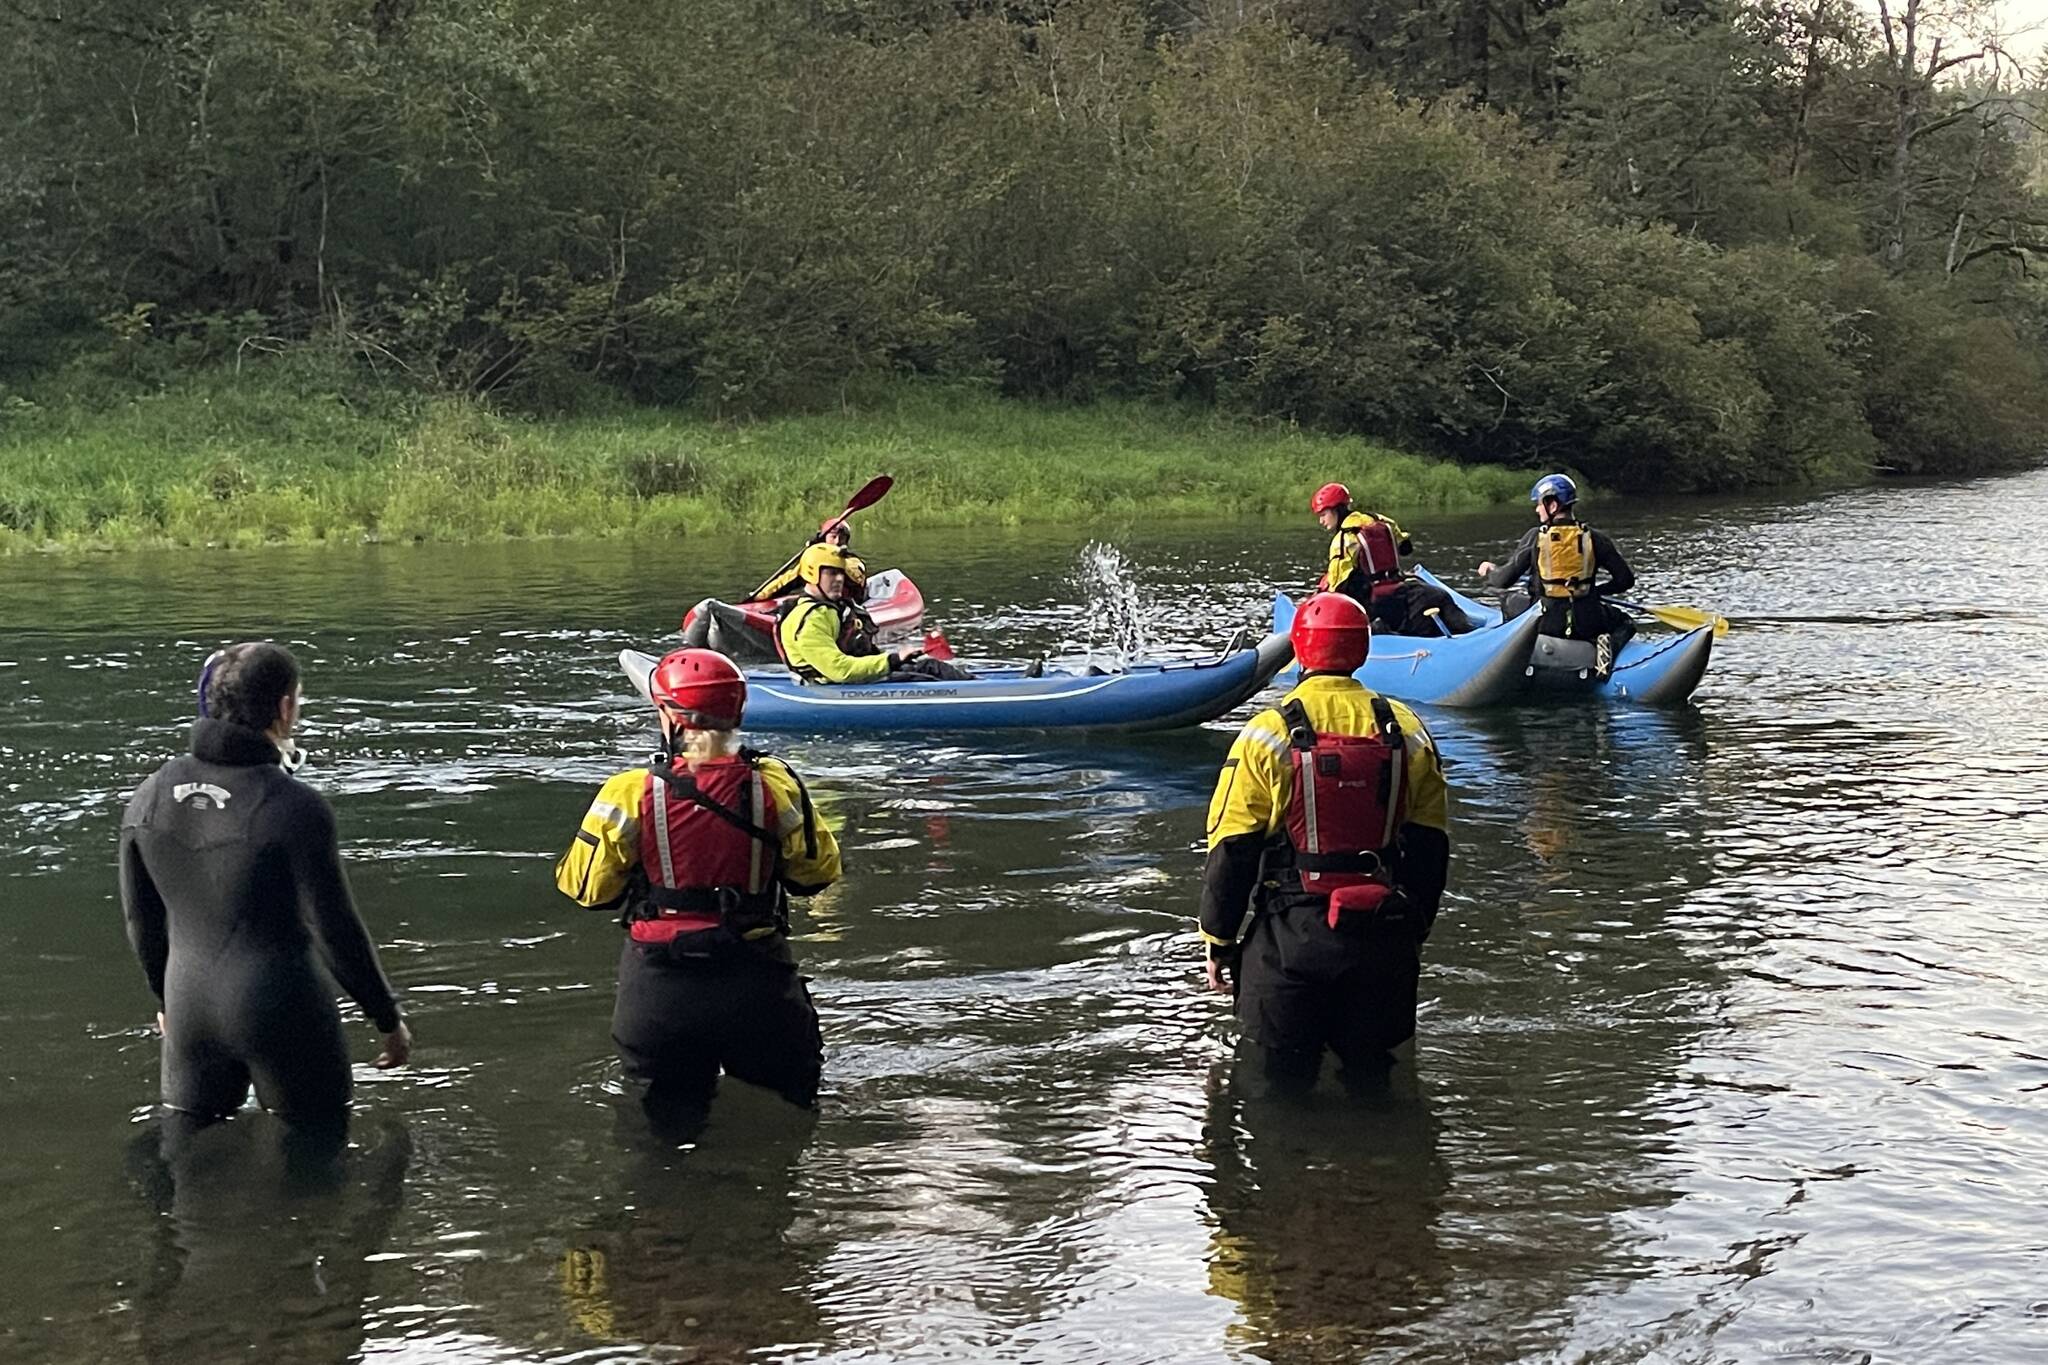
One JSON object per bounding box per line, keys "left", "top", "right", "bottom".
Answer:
{"left": 1476, "top": 474, "right": 1636, "bottom": 674}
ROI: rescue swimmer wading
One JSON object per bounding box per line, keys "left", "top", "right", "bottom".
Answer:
{"left": 1311, "top": 482, "right": 1473, "bottom": 637}
{"left": 1199, "top": 593, "right": 1451, "bottom": 1086}
{"left": 776, "top": 541, "right": 972, "bottom": 684}
{"left": 120, "top": 642, "right": 411, "bottom": 1151}
{"left": 555, "top": 648, "right": 842, "bottom": 1117}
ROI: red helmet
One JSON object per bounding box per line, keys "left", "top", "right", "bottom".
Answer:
{"left": 648, "top": 648, "right": 746, "bottom": 729}
{"left": 1310, "top": 482, "right": 1351, "bottom": 516}
{"left": 819, "top": 516, "right": 851, "bottom": 544}
{"left": 1291, "top": 592, "right": 1372, "bottom": 673}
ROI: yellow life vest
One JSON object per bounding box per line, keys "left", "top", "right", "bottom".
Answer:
{"left": 1536, "top": 525, "right": 1596, "bottom": 599}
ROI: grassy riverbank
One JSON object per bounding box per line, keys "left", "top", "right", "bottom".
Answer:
{"left": 0, "top": 367, "right": 1537, "bottom": 552}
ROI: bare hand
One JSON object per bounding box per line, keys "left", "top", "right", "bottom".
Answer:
{"left": 1477, "top": 561, "right": 1496, "bottom": 579}
{"left": 373, "top": 1021, "right": 412, "bottom": 1070}
{"left": 155, "top": 1011, "right": 166, "bottom": 1036}
{"left": 1204, "top": 956, "right": 1231, "bottom": 995}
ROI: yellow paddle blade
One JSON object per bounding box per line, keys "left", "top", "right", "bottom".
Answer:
{"left": 1648, "top": 604, "right": 1730, "bottom": 638}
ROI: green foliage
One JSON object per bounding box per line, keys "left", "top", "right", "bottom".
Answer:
{"left": 2, "top": 0, "right": 2044, "bottom": 494}
{"left": 0, "top": 371, "right": 1534, "bottom": 550}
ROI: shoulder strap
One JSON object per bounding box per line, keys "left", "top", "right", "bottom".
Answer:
{"left": 1280, "top": 699, "right": 1316, "bottom": 751}
{"left": 1370, "top": 695, "right": 1404, "bottom": 748}
{"left": 743, "top": 748, "right": 819, "bottom": 861}
{"left": 649, "top": 762, "right": 776, "bottom": 844}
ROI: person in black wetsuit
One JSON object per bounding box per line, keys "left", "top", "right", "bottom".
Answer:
{"left": 1476, "top": 473, "right": 1637, "bottom": 673}
{"left": 119, "top": 642, "right": 411, "bottom": 1152}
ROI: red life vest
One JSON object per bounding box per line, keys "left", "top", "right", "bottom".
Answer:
{"left": 1279, "top": 696, "right": 1409, "bottom": 931}
{"left": 1355, "top": 516, "right": 1402, "bottom": 585}
{"left": 632, "top": 755, "right": 785, "bottom": 945}
{"left": 1327, "top": 514, "right": 1405, "bottom": 603}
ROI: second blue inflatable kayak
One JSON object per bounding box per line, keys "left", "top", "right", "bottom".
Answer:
{"left": 1270, "top": 590, "right": 1542, "bottom": 707}
{"left": 1272, "top": 568, "right": 1713, "bottom": 707}
{"left": 1412, "top": 567, "right": 1714, "bottom": 705}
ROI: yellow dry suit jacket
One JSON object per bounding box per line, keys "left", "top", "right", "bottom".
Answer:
{"left": 1198, "top": 674, "right": 1449, "bottom": 949}
{"left": 776, "top": 595, "right": 891, "bottom": 685}
{"left": 554, "top": 755, "right": 843, "bottom": 913}
{"left": 1323, "top": 511, "right": 1412, "bottom": 595}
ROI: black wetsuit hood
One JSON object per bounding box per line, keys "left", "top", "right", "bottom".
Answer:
{"left": 189, "top": 717, "right": 287, "bottom": 767}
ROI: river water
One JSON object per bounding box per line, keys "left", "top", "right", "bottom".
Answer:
{"left": 3, "top": 470, "right": 2046, "bottom": 1364}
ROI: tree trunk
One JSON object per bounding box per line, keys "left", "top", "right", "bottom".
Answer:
{"left": 1944, "top": 118, "right": 1992, "bottom": 279}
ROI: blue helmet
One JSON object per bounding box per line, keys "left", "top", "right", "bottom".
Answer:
{"left": 1530, "top": 474, "right": 1578, "bottom": 507}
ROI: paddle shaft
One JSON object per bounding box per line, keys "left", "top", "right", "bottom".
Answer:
{"left": 1613, "top": 598, "right": 1730, "bottom": 637}
{"left": 744, "top": 475, "right": 894, "bottom": 601}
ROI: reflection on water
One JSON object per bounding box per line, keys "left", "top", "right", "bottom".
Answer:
{"left": 4, "top": 474, "right": 2048, "bottom": 1360}
{"left": 555, "top": 1094, "right": 824, "bottom": 1359}
{"left": 1202, "top": 1066, "right": 1447, "bottom": 1359}
{"left": 124, "top": 1117, "right": 413, "bottom": 1365}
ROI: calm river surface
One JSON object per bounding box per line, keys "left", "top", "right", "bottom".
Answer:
{"left": 4, "top": 471, "right": 2047, "bottom": 1364}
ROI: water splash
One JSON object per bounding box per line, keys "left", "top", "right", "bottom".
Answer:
{"left": 1075, "top": 542, "right": 1149, "bottom": 668}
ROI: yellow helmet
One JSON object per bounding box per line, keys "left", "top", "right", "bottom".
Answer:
{"left": 799, "top": 541, "right": 849, "bottom": 585}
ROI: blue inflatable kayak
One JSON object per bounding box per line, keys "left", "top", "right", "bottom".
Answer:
{"left": 1272, "top": 568, "right": 1714, "bottom": 707}
{"left": 620, "top": 630, "right": 1296, "bottom": 734}
{"left": 1415, "top": 567, "right": 1713, "bottom": 705}
{"left": 1270, "top": 590, "right": 1541, "bottom": 707}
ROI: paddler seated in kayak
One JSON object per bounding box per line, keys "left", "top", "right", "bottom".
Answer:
{"left": 752, "top": 518, "right": 869, "bottom": 605}
{"left": 1311, "top": 483, "right": 1475, "bottom": 637}
{"left": 1476, "top": 474, "right": 1637, "bottom": 674}
{"left": 777, "top": 543, "right": 973, "bottom": 684}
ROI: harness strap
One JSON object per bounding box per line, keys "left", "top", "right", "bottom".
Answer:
{"left": 649, "top": 762, "right": 776, "bottom": 845}
{"left": 1281, "top": 699, "right": 1316, "bottom": 751}
{"left": 646, "top": 884, "right": 776, "bottom": 913}
{"left": 745, "top": 748, "right": 820, "bottom": 861}
{"left": 1295, "top": 849, "right": 1383, "bottom": 874}
{"left": 1370, "top": 695, "right": 1406, "bottom": 847}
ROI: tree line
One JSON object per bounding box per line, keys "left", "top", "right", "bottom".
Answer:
{"left": 3, "top": 0, "right": 2046, "bottom": 490}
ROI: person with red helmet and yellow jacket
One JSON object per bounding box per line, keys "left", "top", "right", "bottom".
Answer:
{"left": 1311, "top": 483, "right": 1473, "bottom": 637}
{"left": 1199, "top": 593, "right": 1451, "bottom": 1089}
{"left": 555, "top": 648, "right": 841, "bottom": 1122}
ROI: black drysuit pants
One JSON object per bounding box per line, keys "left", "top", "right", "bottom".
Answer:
{"left": 612, "top": 941, "right": 823, "bottom": 1114}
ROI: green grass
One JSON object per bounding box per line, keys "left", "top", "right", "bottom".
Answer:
{"left": 0, "top": 364, "right": 1539, "bottom": 552}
